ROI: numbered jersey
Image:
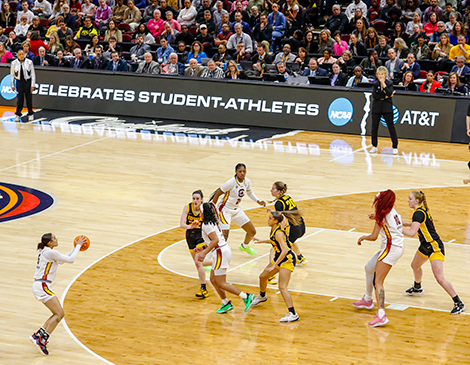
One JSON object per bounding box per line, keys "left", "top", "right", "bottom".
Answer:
{"left": 202, "top": 222, "right": 227, "bottom": 248}
{"left": 218, "top": 176, "right": 254, "bottom": 211}
{"left": 186, "top": 202, "right": 201, "bottom": 230}
{"left": 380, "top": 208, "right": 404, "bottom": 248}
{"left": 274, "top": 195, "right": 298, "bottom": 212}
{"left": 34, "top": 247, "right": 59, "bottom": 282}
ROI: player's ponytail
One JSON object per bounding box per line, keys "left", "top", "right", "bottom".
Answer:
{"left": 202, "top": 202, "right": 218, "bottom": 225}
{"left": 373, "top": 190, "right": 396, "bottom": 225}
{"left": 411, "top": 190, "right": 429, "bottom": 211}
{"left": 37, "top": 233, "right": 52, "bottom": 250}
{"left": 268, "top": 181, "right": 288, "bottom": 203}
{"left": 272, "top": 210, "right": 303, "bottom": 226}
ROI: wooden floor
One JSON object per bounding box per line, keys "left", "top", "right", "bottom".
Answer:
{"left": 2, "top": 110, "right": 470, "bottom": 364}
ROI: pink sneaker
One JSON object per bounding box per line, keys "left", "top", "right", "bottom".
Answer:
{"left": 352, "top": 296, "right": 374, "bottom": 309}
{"left": 368, "top": 314, "right": 389, "bottom": 327}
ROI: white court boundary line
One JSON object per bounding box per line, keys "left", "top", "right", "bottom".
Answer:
{"left": 60, "top": 226, "right": 179, "bottom": 365}
{"left": 60, "top": 183, "right": 470, "bottom": 364}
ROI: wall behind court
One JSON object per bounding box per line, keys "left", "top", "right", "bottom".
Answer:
{"left": 0, "top": 66, "right": 467, "bottom": 144}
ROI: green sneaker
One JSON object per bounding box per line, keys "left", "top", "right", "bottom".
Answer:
{"left": 203, "top": 265, "right": 211, "bottom": 272}
{"left": 239, "top": 244, "right": 257, "bottom": 255}
{"left": 217, "top": 301, "right": 233, "bottom": 314}
{"left": 243, "top": 294, "right": 255, "bottom": 312}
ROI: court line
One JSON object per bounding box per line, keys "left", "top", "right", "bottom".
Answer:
{"left": 61, "top": 226, "right": 180, "bottom": 365}
{"left": 0, "top": 136, "right": 110, "bottom": 173}
{"left": 227, "top": 229, "right": 326, "bottom": 273}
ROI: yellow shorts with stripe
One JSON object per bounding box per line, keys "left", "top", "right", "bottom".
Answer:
{"left": 417, "top": 240, "right": 445, "bottom": 261}
{"left": 32, "top": 280, "right": 55, "bottom": 303}
{"left": 271, "top": 255, "right": 295, "bottom": 272}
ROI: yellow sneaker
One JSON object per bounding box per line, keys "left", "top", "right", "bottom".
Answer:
{"left": 267, "top": 275, "right": 277, "bottom": 285}
{"left": 297, "top": 255, "right": 308, "bottom": 266}
{"left": 195, "top": 288, "right": 209, "bottom": 299}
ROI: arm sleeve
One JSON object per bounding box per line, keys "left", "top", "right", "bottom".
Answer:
{"left": 46, "top": 245, "right": 80, "bottom": 264}
{"left": 220, "top": 177, "right": 235, "bottom": 193}
{"left": 412, "top": 210, "right": 425, "bottom": 224}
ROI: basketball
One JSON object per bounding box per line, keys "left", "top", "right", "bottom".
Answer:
{"left": 74, "top": 235, "right": 90, "bottom": 251}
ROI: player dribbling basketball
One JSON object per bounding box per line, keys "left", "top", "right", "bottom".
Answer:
{"left": 30, "top": 233, "right": 85, "bottom": 356}
{"left": 210, "top": 163, "right": 266, "bottom": 255}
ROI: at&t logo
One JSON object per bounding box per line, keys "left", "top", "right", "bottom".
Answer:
{"left": 0, "top": 75, "right": 16, "bottom": 100}
{"left": 328, "top": 98, "right": 353, "bottom": 127}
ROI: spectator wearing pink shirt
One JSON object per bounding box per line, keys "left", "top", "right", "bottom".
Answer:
{"left": 0, "top": 42, "right": 13, "bottom": 63}
{"left": 333, "top": 30, "right": 348, "bottom": 56}
{"left": 165, "top": 11, "right": 181, "bottom": 32}
{"left": 148, "top": 9, "right": 164, "bottom": 37}
{"left": 95, "top": 0, "right": 112, "bottom": 32}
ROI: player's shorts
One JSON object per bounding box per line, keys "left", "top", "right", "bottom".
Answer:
{"left": 32, "top": 280, "right": 55, "bottom": 303}
{"left": 417, "top": 240, "right": 445, "bottom": 261}
{"left": 186, "top": 229, "right": 205, "bottom": 251}
{"left": 212, "top": 244, "right": 232, "bottom": 276}
{"left": 219, "top": 207, "right": 250, "bottom": 230}
{"left": 377, "top": 244, "right": 404, "bottom": 266}
{"left": 271, "top": 251, "right": 296, "bottom": 272}
{"left": 288, "top": 222, "right": 306, "bottom": 243}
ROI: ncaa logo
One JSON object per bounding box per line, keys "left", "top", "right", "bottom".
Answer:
{"left": 380, "top": 105, "right": 399, "bottom": 127}
{"left": 0, "top": 75, "right": 16, "bottom": 100}
{"left": 328, "top": 98, "right": 353, "bottom": 127}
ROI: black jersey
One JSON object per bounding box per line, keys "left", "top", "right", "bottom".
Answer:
{"left": 274, "top": 194, "right": 305, "bottom": 242}
{"left": 270, "top": 225, "right": 293, "bottom": 263}
{"left": 412, "top": 205, "right": 441, "bottom": 244}
{"left": 186, "top": 203, "right": 202, "bottom": 230}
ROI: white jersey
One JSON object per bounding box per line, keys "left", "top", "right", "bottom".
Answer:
{"left": 380, "top": 208, "right": 404, "bottom": 249}
{"left": 218, "top": 176, "right": 258, "bottom": 211}
{"left": 33, "top": 246, "right": 80, "bottom": 282}
{"left": 202, "top": 222, "right": 227, "bottom": 248}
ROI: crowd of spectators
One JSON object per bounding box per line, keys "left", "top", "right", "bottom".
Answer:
{"left": 2, "top": 0, "right": 470, "bottom": 93}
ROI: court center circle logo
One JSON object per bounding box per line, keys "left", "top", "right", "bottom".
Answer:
{"left": 328, "top": 98, "right": 354, "bottom": 127}
{"left": 0, "top": 182, "right": 54, "bottom": 223}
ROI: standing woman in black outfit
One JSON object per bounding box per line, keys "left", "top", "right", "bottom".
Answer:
{"left": 10, "top": 49, "right": 35, "bottom": 123}
{"left": 369, "top": 66, "right": 399, "bottom": 155}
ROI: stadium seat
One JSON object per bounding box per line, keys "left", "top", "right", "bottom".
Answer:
{"left": 122, "top": 34, "right": 132, "bottom": 42}
{"left": 420, "top": 70, "right": 427, "bottom": 78}
{"left": 118, "top": 23, "right": 129, "bottom": 32}
{"left": 341, "top": 34, "right": 350, "bottom": 43}
{"left": 373, "top": 20, "right": 385, "bottom": 35}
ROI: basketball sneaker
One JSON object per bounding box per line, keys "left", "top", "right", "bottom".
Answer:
{"left": 30, "top": 333, "right": 49, "bottom": 356}
{"left": 28, "top": 115, "right": 34, "bottom": 122}
{"left": 368, "top": 314, "right": 389, "bottom": 327}
{"left": 280, "top": 312, "right": 300, "bottom": 323}
{"left": 243, "top": 294, "right": 255, "bottom": 312}
{"left": 393, "top": 148, "right": 399, "bottom": 155}
{"left": 195, "top": 288, "right": 209, "bottom": 299}
{"left": 267, "top": 275, "right": 277, "bottom": 285}
{"left": 450, "top": 302, "right": 466, "bottom": 315}
{"left": 217, "top": 301, "right": 233, "bottom": 314}
{"left": 239, "top": 244, "right": 257, "bottom": 255}
{"left": 405, "top": 286, "right": 424, "bottom": 295}
{"left": 353, "top": 296, "right": 374, "bottom": 309}
{"left": 251, "top": 295, "right": 268, "bottom": 307}
{"left": 297, "top": 255, "right": 308, "bottom": 266}
{"left": 370, "top": 146, "right": 378, "bottom": 153}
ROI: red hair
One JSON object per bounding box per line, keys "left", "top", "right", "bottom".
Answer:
{"left": 373, "top": 190, "right": 396, "bottom": 225}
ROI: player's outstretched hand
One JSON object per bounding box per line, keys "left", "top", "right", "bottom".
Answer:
{"left": 75, "top": 236, "right": 85, "bottom": 246}
{"left": 252, "top": 237, "right": 261, "bottom": 244}
{"left": 258, "top": 200, "right": 266, "bottom": 207}
{"left": 464, "top": 179, "right": 470, "bottom": 184}
{"left": 189, "top": 221, "right": 199, "bottom": 229}
{"left": 357, "top": 236, "right": 366, "bottom": 245}
{"left": 266, "top": 208, "right": 273, "bottom": 213}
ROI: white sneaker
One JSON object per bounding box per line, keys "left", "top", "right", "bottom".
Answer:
{"left": 392, "top": 148, "right": 398, "bottom": 155}
{"left": 28, "top": 115, "right": 34, "bottom": 122}
{"left": 14, "top": 115, "right": 21, "bottom": 122}
{"left": 251, "top": 295, "right": 268, "bottom": 306}
{"left": 370, "top": 146, "right": 378, "bottom": 153}
{"left": 279, "top": 312, "right": 299, "bottom": 323}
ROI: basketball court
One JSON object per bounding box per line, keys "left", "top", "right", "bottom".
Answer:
{"left": 1, "top": 107, "right": 470, "bottom": 364}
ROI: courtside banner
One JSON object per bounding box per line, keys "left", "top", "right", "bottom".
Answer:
{"left": 0, "top": 65, "right": 458, "bottom": 142}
